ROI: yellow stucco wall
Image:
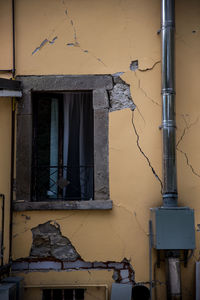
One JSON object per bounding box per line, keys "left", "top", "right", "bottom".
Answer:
{"left": 0, "top": 99, "right": 12, "bottom": 265}
{"left": 1, "top": 0, "right": 200, "bottom": 299}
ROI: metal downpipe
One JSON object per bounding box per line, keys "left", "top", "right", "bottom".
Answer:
{"left": 166, "top": 256, "right": 182, "bottom": 300}
{"left": 161, "top": 0, "right": 177, "bottom": 208}
{"left": 161, "top": 0, "right": 181, "bottom": 299}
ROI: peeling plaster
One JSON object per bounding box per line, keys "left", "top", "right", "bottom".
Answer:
{"left": 130, "top": 60, "right": 138, "bottom": 71}
{"left": 109, "top": 76, "right": 135, "bottom": 112}
{"left": 12, "top": 257, "right": 135, "bottom": 284}
{"left": 32, "top": 37, "right": 58, "bottom": 55}
{"left": 112, "top": 72, "right": 125, "bottom": 77}
{"left": 49, "top": 36, "right": 58, "bottom": 44}
{"left": 13, "top": 221, "right": 135, "bottom": 284}
{"left": 30, "top": 221, "right": 80, "bottom": 261}
{"left": 130, "top": 60, "right": 161, "bottom": 72}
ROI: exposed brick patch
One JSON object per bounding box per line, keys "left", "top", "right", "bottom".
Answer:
{"left": 30, "top": 221, "right": 80, "bottom": 261}
{"left": 12, "top": 258, "right": 135, "bottom": 284}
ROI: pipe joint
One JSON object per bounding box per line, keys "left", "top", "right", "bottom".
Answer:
{"left": 162, "top": 120, "right": 176, "bottom": 128}
{"left": 162, "top": 89, "right": 176, "bottom": 95}
{"left": 161, "top": 21, "right": 175, "bottom": 28}
{"left": 163, "top": 193, "right": 178, "bottom": 207}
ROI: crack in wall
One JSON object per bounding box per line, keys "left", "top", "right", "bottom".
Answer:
{"left": 131, "top": 111, "right": 163, "bottom": 193}
{"left": 65, "top": 8, "right": 107, "bottom": 67}
{"left": 134, "top": 71, "right": 160, "bottom": 107}
{"left": 114, "top": 203, "right": 149, "bottom": 236}
{"left": 13, "top": 213, "right": 77, "bottom": 238}
{"left": 32, "top": 37, "right": 58, "bottom": 55}
{"left": 138, "top": 61, "right": 161, "bottom": 72}
{"left": 108, "top": 221, "right": 126, "bottom": 258}
{"left": 177, "top": 148, "right": 200, "bottom": 178}
{"left": 176, "top": 115, "right": 200, "bottom": 178}
{"left": 135, "top": 105, "right": 146, "bottom": 125}
{"left": 130, "top": 60, "right": 161, "bottom": 73}
{"left": 176, "top": 115, "right": 199, "bottom": 147}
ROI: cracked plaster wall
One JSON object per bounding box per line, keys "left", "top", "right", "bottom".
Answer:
{"left": 0, "top": 0, "right": 200, "bottom": 299}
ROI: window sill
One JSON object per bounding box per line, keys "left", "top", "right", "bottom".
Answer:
{"left": 13, "top": 200, "right": 113, "bottom": 211}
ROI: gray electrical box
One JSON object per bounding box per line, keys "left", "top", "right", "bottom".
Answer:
{"left": 2, "top": 277, "right": 24, "bottom": 300}
{"left": 0, "top": 283, "right": 16, "bottom": 300}
{"left": 151, "top": 207, "right": 195, "bottom": 250}
{"left": 111, "top": 283, "right": 132, "bottom": 300}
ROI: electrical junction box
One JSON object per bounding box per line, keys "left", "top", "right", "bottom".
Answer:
{"left": 111, "top": 283, "right": 132, "bottom": 300}
{"left": 0, "top": 283, "right": 16, "bottom": 300}
{"left": 2, "top": 277, "right": 24, "bottom": 300}
{"left": 151, "top": 207, "right": 195, "bottom": 250}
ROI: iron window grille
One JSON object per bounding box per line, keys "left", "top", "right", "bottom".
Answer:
{"left": 42, "top": 288, "right": 84, "bottom": 300}
{"left": 32, "top": 92, "right": 94, "bottom": 201}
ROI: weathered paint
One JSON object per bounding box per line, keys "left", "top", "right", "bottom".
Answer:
{"left": 0, "top": 99, "right": 11, "bottom": 265}
{"left": 0, "top": 0, "right": 200, "bottom": 299}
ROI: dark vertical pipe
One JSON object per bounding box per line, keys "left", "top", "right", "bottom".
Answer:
{"left": 0, "top": 194, "right": 5, "bottom": 267}
{"left": 161, "top": 0, "right": 177, "bottom": 207}
{"left": 9, "top": 98, "right": 15, "bottom": 263}
{"left": 149, "top": 220, "right": 153, "bottom": 300}
{"left": 9, "top": 0, "right": 16, "bottom": 265}
{"left": 161, "top": 1, "right": 181, "bottom": 299}
{"left": 12, "top": 0, "right": 16, "bottom": 77}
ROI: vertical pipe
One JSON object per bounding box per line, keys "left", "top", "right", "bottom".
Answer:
{"left": 9, "top": 0, "right": 16, "bottom": 266}
{"left": 9, "top": 98, "right": 15, "bottom": 263}
{"left": 12, "top": 0, "right": 16, "bottom": 77}
{"left": 161, "top": 1, "right": 181, "bottom": 299}
{"left": 0, "top": 194, "right": 5, "bottom": 267}
{"left": 166, "top": 257, "right": 182, "bottom": 300}
{"left": 161, "top": 0, "right": 177, "bottom": 207}
{"left": 149, "top": 220, "right": 153, "bottom": 300}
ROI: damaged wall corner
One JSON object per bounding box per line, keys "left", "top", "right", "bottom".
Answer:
{"left": 30, "top": 221, "right": 80, "bottom": 261}
{"left": 109, "top": 76, "right": 135, "bottom": 112}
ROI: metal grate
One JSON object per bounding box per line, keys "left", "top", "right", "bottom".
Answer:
{"left": 43, "top": 289, "right": 84, "bottom": 300}
{"left": 32, "top": 165, "right": 94, "bottom": 201}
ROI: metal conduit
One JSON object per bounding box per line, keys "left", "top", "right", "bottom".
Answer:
{"left": 161, "top": 0, "right": 177, "bottom": 207}
{"left": 161, "top": 0, "right": 182, "bottom": 299}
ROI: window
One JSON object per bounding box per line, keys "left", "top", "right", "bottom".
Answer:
{"left": 32, "top": 92, "right": 94, "bottom": 201}
{"left": 43, "top": 288, "right": 84, "bottom": 300}
{"left": 15, "top": 75, "right": 112, "bottom": 210}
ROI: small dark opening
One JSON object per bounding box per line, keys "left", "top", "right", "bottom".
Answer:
{"left": 43, "top": 288, "right": 84, "bottom": 300}
{"left": 132, "top": 285, "right": 150, "bottom": 300}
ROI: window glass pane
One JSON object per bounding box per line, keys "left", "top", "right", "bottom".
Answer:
{"left": 32, "top": 92, "right": 94, "bottom": 202}
{"left": 43, "top": 289, "right": 84, "bottom": 300}
{"left": 42, "top": 289, "right": 51, "bottom": 300}
{"left": 75, "top": 289, "right": 85, "bottom": 300}
{"left": 64, "top": 289, "right": 73, "bottom": 300}
{"left": 53, "top": 289, "right": 62, "bottom": 300}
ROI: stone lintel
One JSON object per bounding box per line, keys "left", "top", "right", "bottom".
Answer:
{"left": 13, "top": 200, "right": 113, "bottom": 211}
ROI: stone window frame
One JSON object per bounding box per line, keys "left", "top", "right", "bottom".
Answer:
{"left": 14, "top": 75, "right": 113, "bottom": 211}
